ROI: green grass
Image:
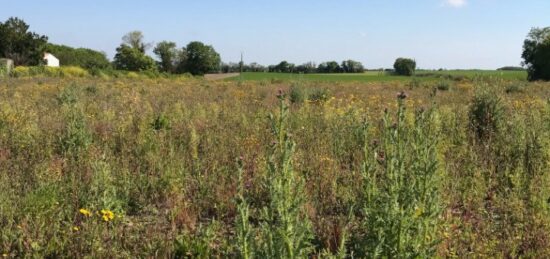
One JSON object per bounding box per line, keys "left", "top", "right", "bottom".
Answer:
{"left": 230, "top": 70, "right": 528, "bottom": 83}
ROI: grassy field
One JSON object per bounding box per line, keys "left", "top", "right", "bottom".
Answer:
{"left": 1, "top": 75, "right": 550, "bottom": 257}
{"left": 230, "top": 70, "right": 528, "bottom": 83}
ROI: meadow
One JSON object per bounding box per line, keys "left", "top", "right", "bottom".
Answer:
{"left": 231, "top": 70, "right": 528, "bottom": 83}
{"left": 1, "top": 73, "right": 550, "bottom": 258}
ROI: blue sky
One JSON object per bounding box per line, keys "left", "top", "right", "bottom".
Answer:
{"left": 1, "top": 0, "right": 548, "bottom": 69}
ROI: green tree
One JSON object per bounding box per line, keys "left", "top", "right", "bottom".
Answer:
{"left": 122, "top": 31, "right": 150, "bottom": 54}
{"left": 0, "top": 17, "right": 48, "bottom": 66}
{"left": 113, "top": 31, "right": 156, "bottom": 71}
{"left": 393, "top": 58, "right": 416, "bottom": 76}
{"left": 180, "top": 41, "right": 221, "bottom": 75}
{"left": 317, "top": 61, "right": 342, "bottom": 73}
{"left": 270, "top": 61, "right": 295, "bottom": 73}
{"left": 153, "top": 41, "right": 179, "bottom": 73}
{"left": 522, "top": 27, "right": 550, "bottom": 81}
{"left": 46, "top": 43, "right": 110, "bottom": 70}
{"left": 341, "top": 59, "right": 364, "bottom": 73}
{"left": 113, "top": 44, "right": 156, "bottom": 71}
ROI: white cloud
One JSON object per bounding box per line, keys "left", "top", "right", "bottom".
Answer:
{"left": 446, "top": 0, "right": 467, "bottom": 8}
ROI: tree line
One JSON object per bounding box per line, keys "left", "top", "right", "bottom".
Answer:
{"left": 0, "top": 17, "right": 221, "bottom": 75}
{"left": 1, "top": 17, "right": 550, "bottom": 80}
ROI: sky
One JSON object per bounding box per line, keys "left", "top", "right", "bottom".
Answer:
{"left": 1, "top": 0, "right": 549, "bottom": 69}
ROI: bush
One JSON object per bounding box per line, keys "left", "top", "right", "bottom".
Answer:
{"left": 12, "top": 66, "right": 30, "bottom": 77}
{"left": 505, "top": 82, "right": 527, "bottom": 93}
{"left": 435, "top": 80, "right": 452, "bottom": 91}
{"left": 393, "top": 58, "right": 416, "bottom": 76}
{"left": 289, "top": 82, "right": 306, "bottom": 104}
{"left": 408, "top": 78, "right": 422, "bottom": 89}
{"left": 469, "top": 87, "right": 504, "bottom": 141}
{"left": 61, "top": 66, "right": 89, "bottom": 77}
{"left": 308, "top": 87, "right": 330, "bottom": 103}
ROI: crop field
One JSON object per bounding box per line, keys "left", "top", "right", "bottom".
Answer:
{"left": 1, "top": 75, "right": 549, "bottom": 257}
{"left": 230, "top": 70, "right": 527, "bottom": 83}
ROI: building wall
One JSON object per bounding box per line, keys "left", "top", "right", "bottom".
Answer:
{"left": 44, "top": 54, "right": 60, "bottom": 67}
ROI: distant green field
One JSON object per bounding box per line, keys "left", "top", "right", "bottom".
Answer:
{"left": 229, "top": 70, "right": 527, "bottom": 83}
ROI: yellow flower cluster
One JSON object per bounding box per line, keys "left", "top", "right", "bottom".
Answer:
{"left": 101, "top": 209, "right": 115, "bottom": 222}
{"left": 79, "top": 208, "right": 92, "bottom": 217}
{"left": 79, "top": 208, "right": 115, "bottom": 222}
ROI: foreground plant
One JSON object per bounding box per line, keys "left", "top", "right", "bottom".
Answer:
{"left": 359, "top": 92, "right": 442, "bottom": 258}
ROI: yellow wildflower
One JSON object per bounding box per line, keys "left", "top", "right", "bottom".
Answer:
{"left": 79, "top": 208, "right": 92, "bottom": 217}
{"left": 72, "top": 226, "right": 79, "bottom": 231}
{"left": 101, "top": 209, "right": 115, "bottom": 222}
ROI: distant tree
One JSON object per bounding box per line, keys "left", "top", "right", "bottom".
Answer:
{"left": 113, "top": 44, "right": 156, "bottom": 71}
{"left": 46, "top": 43, "right": 110, "bottom": 69}
{"left": 341, "top": 60, "right": 364, "bottom": 73}
{"left": 114, "top": 31, "right": 156, "bottom": 71}
{"left": 179, "top": 41, "right": 221, "bottom": 75}
{"left": 393, "top": 58, "right": 416, "bottom": 76}
{"left": 317, "top": 61, "right": 342, "bottom": 73}
{"left": 295, "top": 62, "right": 317, "bottom": 74}
{"left": 271, "top": 61, "right": 295, "bottom": 73}
{"left": 497, "top": 66, "right": 526, "bottom": 71}
{"left": 122, "top": 31, "right": 151, "bottom": 53}
{"left": 248, "top": 62, "right": 266, "bottom": 72}
{"left": 522, "top": 27, "right": 550, "bottom": 81}
{"left": 0, "top": 17, "right": 48, "bottom": 66}
{"left": 153, "top": 41, "right": 179, "bottom": 73}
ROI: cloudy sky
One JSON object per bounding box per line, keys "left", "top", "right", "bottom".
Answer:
{"left": 1, "top": 0, "right": 548, "bottom": 69}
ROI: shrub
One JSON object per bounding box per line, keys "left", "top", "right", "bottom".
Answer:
{"left": 408, "top": 78, "right": 422, "bottom": 89}
{"left": 468, "top": 87, "right": 504, "bottom": 141}
{"left": 61, "top": 66, "right": 89, "bottom": 77}
{"left": 505, "top": 82, "right": 527, "bottom": 93}
{"left": 13, "top": 66, "right": 30, "bottom": 77}
{"left": 308, "top": 87, "right": 330, "bottom": 103}
{"left": 435, "top": 80, "right": 452, "bottom": 91}
{"left": 289, "top": 82, "right": 306, "bottom": 104}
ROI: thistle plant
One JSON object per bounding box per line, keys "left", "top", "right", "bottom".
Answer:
{"left": 360, "top": 91, "right": 442, "bottom": 258}
{"left": 257, "top": 90, "right": 314, "bottom": 258}
{"left": 235, "top": 157, "right": 253, "bottom": 259}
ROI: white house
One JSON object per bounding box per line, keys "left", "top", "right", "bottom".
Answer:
{"left": 43, "top": 53, "right": 60, "bottom": 67}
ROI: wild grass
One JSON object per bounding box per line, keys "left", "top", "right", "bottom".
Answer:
{"left": 0, "top": 75, "right": 549, "bottom": 257}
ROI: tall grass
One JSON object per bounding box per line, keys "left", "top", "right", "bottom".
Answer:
{"left": 0, "top": 76, "right": 549, "bottom": 257}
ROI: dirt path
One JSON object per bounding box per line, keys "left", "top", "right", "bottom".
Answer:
{"left": 204, "top": 73, "right": 240, "bottom": 80}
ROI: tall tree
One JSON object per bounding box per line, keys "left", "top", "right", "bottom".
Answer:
{"left": 114, "top": 31, "right": 156, "bottom": 71}
{"left": 393, "top": 58, "right": 416, "bottom": 76}
{"left": 153, "top": 41, "right": 178, "bottom": 73}
{"left": 180, "top": 41, "right": 221, "bottom": 75}
{"left": 522, "top": 27, "right": 550, "bottom": 81}
{"left": 122, "top": 31, "right": 150, "bottom": 53}
{"left": 0, "top": 17, "right": 48, "bottom": 66}
{"left": 341, "top": 60, "right": 364, "bottom": 73}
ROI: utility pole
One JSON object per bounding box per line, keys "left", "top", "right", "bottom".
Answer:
{"left": 240, "top": 51, "right": 243, "bottom": 82}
